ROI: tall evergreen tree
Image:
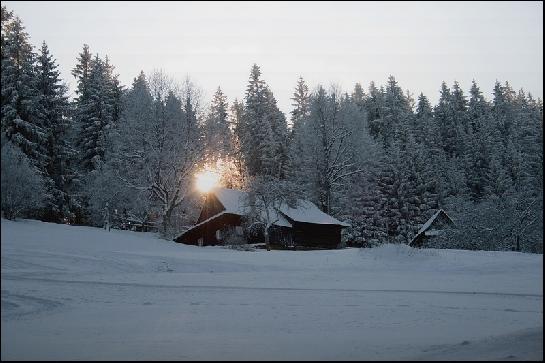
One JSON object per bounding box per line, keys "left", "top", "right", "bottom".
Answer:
{"left": 203, "top": 87, "right": 232, "bottom": 164}
{"left": 103, "top": 55, "right": 123, "bottom": 126}
{"left": 450, "top": 81, "right": 468, "bottom": 158}
{"left": 351, "top": 83, "right": 366, "bottom": 112}
{"left": 181, "top": 76, "right": 200, "bottom": 141}
{"left": 229, "top": 98, "right": 249, "bottom": 189}
{"left": 290, "top": 76, "right": 310, "bottom": 129}
{"left": 463, "top": 81, "right": 494, "bottom": 201}
{"left": 492, "top": 81, "right": 516, "bottom": 146}
{"left": 413, "top": 93, "right": 433, "bottom": 141}
{"left": 434, "top": 82, "right": 457, "bottom": 158}
{"left": 239, "top": 64, "right": 288, "bottom": 178}
{"left": 74, "top": 55, "right": 113, "bottom": 172}
{"left": 382, "top": 75, "right": 412, "bottom": 147}
{"left": 467, "top": 80, "right": 489, "bottom": 133}
{"left": 365, "top": 81, "right": 384, "bottom": 139}
{"left": 1, "top": 16, "right": 45, "bottom": 164}
{"left": 71, "top": 44, "right": 92, "bottom": 106}
{"left": 287, "top": 77, "right": 310, "bottom": 181}
{"left": 34, "top": 41, "right": 74, "bottom": 221}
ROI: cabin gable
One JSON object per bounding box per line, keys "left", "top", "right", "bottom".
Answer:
{"left": 196, "top": 194, "right": 226, "bottom": 224}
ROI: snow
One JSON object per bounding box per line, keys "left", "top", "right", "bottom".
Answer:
{"left": 212, "top": 187, "right": 349, "bottom": 227}
{"left": 277, "top": 200, "right": 350, "bottom": 226}
{"left": 213, "top": 187, "right": 248, "bottom": 215}
{"left": 424, "top": 229, "right": 441, "bottom": 236}
{"left": 1, "top": 218, "right": 543, "bottom": 360}
{"left": 263, "top": 207, "right": 292, "bottom": 227}
{"left": 197, "top": 188, "right": 292, "bottom": 229}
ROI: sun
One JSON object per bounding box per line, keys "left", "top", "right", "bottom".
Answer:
{"left": 195, "top": 169, "right": 220, "bottom": 193}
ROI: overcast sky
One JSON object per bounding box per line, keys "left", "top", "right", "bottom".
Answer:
{"left": 4, "top": 1, "right": 543, "bottom": 115}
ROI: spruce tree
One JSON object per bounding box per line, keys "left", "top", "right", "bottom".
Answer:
{"left": 464, "top": 81, "right": 493, "bottom": 201}
{"left": 204, "top": 87, "right": 232, "bottom": 164}
{"left": 1, "top": 16, "right": 45, "bottom": 165}
{"left": 34, "top": 41, "right": 74, "bottom": 221}
{"left": 450, "top": 81, "right": 468, "bottom": 158}
{"left": 413, "top": 93, "right": 433, "bottom": 143}
{"left": 71, "top": 44, "right": 92, "bottom": 107}
{"left": 380, "top": 75, "right": 412, "bottom": 147}
{"left": 290, "top": 76, "right": 310, "bottom": 129}
{"left": 351, "top": 83, "right": 366, "bottom": 112}
{"left": 434, "top": 82, "right": 457, "bottom": 158}
{"left": 75, "top": 55, "right": 113, "bottom": 171}
{"left": 287, "top": 77, "right": 310, "bottom": 181}
{"left": 240, "top": 64, "right": 288, "bottom": 178}
{"left": 366, "top": 81, "right": 384, "bottom": 140}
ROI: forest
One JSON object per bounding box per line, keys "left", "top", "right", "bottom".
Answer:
{"left": 1, "top": 6, "right": 543, "bottom": 252}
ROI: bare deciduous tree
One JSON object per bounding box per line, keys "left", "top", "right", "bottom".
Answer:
{"left": 1, "top": 139, "right": 45, "bottom": 220}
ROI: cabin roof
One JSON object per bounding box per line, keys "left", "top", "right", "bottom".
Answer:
{"left": 213, "top": 188, "right": 291, "bottom": 227}
{"left": 213, "top": 187, "right": 349, "bottom": 227}
{"left": 276, "top": 200, "right": 350, "bottom": 226}
{"left": 214, "top": 188, "right": 248, "bottom": 215}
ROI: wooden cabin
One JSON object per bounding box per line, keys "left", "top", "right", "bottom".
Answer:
{"left": 409, "top": 209, "right": 455, "bottom": 248}
{"left": 175, "top": 188, "right": 350, "bottom": 249}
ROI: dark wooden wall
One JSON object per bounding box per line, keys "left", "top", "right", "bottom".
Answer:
{"left": 176, "top": 213, "right": 242, "bottom": 245}
{"left": 291, "top": 222, "right": 342, "bottom": 249}
{"left": 177, "top": 210, "right": 344, "bottom": 249}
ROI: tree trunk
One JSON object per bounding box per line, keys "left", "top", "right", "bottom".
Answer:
{"left": 265, "top": 228, "right": 270, "bottom": 251}
{"left": 163, "top": 209, "right": 172, "bottom": 237}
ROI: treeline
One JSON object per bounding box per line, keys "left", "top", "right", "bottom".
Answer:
{"left": 1, "top": 6, "right": 542, "bottom": 251}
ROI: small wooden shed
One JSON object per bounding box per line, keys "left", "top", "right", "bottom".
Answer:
{"left": 409, "top": 209, "right": 455, "bottom": 248}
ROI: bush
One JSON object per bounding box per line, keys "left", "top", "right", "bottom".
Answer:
{"left": 1, "top": 141, "right": 46, "bottom": 220}
{"left": 432, "top": 194, "right": 543, "bottom": 253}
{"left": 223, "top": 227, "right": 249, "bottom": 249}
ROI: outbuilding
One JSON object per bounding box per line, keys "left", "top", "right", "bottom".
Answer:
{"left": 175, "top": 188, "right": 350, "bottom": 249}
{"left": 409, "top": 209, "right": 455, "bottom": 248}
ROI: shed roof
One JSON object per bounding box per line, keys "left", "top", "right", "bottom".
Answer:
{"left": 277, "top": 200, "right": 350, "bottom": 226}
{"left": 409, "top": 209, "right": 455, "bottom": 247}
{"left": 416, "top": 209, "right": 454, "bottom": 235}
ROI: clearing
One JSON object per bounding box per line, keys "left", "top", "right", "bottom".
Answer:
{"left": 1, "top": 218, "right": 542, "bottom": 360}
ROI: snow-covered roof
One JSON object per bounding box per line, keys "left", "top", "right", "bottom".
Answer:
{"left": 262, "top": 208, "right": 292, "bottom": 227}
{"left": 277, "top": 200, "right": 350, "bottom": 227}
{"left": 187, "top": 211, "right": 229, "bottom": 231}
{"left": 212, "top": 188, "right": 291, "bottom": 228}
{"left": 214, "top": 188, "right": 248, "bottom": 215}
{"left": 211, "top": 187, "right": 349, "bottom": 227}
{"left": 416, "top": 209, "right": 453, "bottom": 235}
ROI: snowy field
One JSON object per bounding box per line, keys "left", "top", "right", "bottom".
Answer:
{"left": 1, "top": 218, "right": 542, "bottom": 361}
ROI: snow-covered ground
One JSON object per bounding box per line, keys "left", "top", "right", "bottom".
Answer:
{"left": 1, "top": 218, "right": 542, "bottom": 360}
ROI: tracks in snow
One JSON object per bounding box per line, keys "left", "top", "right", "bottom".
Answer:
{"left": 2, "top": 274, "right": 542, "bottom": 298}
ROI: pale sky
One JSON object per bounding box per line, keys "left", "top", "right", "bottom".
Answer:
{"left": 4, "top": 1, "right": 543, "bottom": 115}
